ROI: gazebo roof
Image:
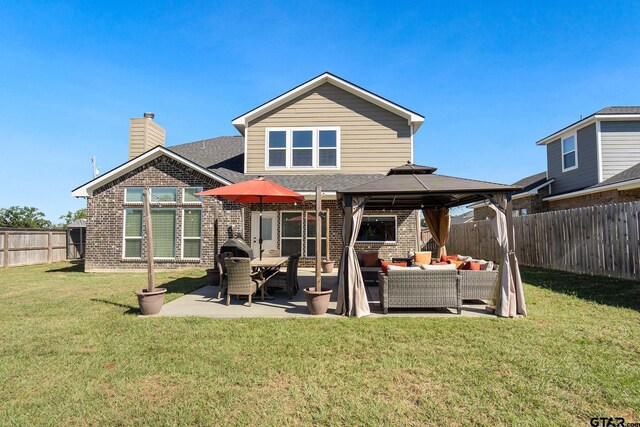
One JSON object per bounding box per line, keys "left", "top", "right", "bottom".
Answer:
{"left": 338, "top": 163, "right": 521, "bottom": 209}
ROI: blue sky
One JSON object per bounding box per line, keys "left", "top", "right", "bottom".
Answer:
{"left": 1, "top": 1, "right": 639, "bottom": 221}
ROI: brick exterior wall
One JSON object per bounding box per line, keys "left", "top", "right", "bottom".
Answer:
{"left": 86, "top": 155, "right": 420, "bottom": 271}
{"left": 85, "top": 156, "right": 242, "bottom": 272}
{"left": 547, "top": 188, "right": 640, "bottom": 211}
{"left": 472, "top": 185, "right": 640, "bottom": 218}
{"left": 473, "top": 186, "right": 551, "bottom": 220}
{"left": 242, "top": 200, "right": 418, "bottom": 267}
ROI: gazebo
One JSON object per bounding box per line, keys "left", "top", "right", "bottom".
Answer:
{"left": 336, "top": 163, "right": 527, "bottom": 318}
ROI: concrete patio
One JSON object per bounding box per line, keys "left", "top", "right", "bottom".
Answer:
{"left": 158, "top": 268, "right": 496, "bottom": 318}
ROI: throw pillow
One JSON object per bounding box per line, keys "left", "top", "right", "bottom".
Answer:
{"left": 467, "top": 261, "right": 481, "bottom": 271}
{"left": 414, "top": 251, "right": 432, "bottom": 265}
{"left": 361, "top": 251, "right": 380, "bottom": 267}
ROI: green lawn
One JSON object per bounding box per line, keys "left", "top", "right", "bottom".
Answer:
{"left": 0, "top": 261, "right": 638, "bottom": 426}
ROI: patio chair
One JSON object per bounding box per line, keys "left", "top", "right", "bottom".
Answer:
{"left": 224, "top": 257, "right": 265, "bottom": 306}
{"left": 266, "top": 253, "right": 300, "bottom": 298}
{"left": 216, "top": 251, "right": 234, "bottom": 299}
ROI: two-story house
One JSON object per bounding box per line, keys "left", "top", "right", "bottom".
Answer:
{"left": 473, "top": 107, "right": 640, "bottom": 220}
{"left": 72, "top": 73, "right": 425, "bottom": 271}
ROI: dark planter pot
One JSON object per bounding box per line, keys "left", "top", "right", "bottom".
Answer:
{"left": 303, "top": 287, "right": 333, "bottom": 315}
{"left": 136, "top": 288, "right": 167, "bottom": 315}
{"left": 206, "top": 269, "right": 220, "bottom": 287}
{"left": 321, "top": 260, "right": 335, "bottom": 274}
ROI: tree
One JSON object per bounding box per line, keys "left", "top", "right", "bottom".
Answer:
{"left": 59, "top": 208, "right": 87, "bottom": 228}
{"left": 0, "top": 206, "right": 53, "bottom": 229}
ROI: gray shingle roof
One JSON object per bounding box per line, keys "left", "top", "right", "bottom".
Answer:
{"left": 596, "top": 106, "right": 640, "bottom": 115}
{"left": 169, "top": 136, "right": 384, "bottom": 192}
{"left": 169, "top": 136, "right": 246, "bottom": 183}
{"left": 512, "top": 171, "right": 548, "bottom": 194}
{"left": 592, "top": 162, "right": 640, "bottom": 188}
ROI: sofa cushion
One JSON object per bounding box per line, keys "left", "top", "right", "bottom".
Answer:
{"left": 381, "top": 261, "right": 407, "bottom": 274}
{"left": 422, "top": 263, "right": 457, "bottom": 271}
{"left": 413, "top": 251, "right": 432, "bottom": 265}
{"left": 479, "top": 261, "right": 494, "bottom": 270}
{"left": 360, "top": 251, "right": 380, "bottom": 267}
{"left": 386, "top": 264, "right": 422, "bottom": 272}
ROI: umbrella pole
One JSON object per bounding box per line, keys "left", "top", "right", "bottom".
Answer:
{"left": 259, "top": 196, "right": 263, "bottom": 260}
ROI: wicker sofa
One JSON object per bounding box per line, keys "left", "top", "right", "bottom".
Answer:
{"left": 378, "top": 269, "right": 461, "bottom": 314}
{"left": 458, "top": 269, "right": 498, "bottom": 301}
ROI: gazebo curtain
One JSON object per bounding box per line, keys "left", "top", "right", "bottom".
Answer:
{"left": 422, "top": 207, "right": 450, "bottom": 259}
{"left": 487, "top": 195, "right": 527, "bottom": 317}
{"left": 336, "top": 196, "right": 370, "bottom": 317}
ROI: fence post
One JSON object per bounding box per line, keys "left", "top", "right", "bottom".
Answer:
{"left": 47, "top": 231, "right": 53, "bottom": 263}
{"left": 3, "top": 232, "right": 8, "bottom": 268}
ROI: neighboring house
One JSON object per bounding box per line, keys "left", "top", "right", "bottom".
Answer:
{"left": 472, "top": 172, "right": 549, "bottom": 220}
{"left": 450, "top": 211, "right": 474, "bottom": 225}
{"left": 472, "top": 107, "right": 640, "bottom": 219}
{"left": 536, "top": 107, "right": 640, "bottom": 210}
{"left": 72, "top": 72, "right": 425, "bottom": 271}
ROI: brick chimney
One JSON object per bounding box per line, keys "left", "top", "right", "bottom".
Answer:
{"left": 128, "top": 112, "right": 166, "bottom": 159}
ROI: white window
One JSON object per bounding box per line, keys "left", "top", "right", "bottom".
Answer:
{"left": 561, "top": 135, "right": 578, "bottom": 172}
{"left": 123, "top": 208, "right": 177, "bottom": 259}
{"left": 292, "top": 130, "right": 314, "bottom": 167}
{"left": 267, "top": 130, "right": 287, "bottom": 167}
{"left": 151, "top": 187, "right": 177, "bottom": 203}
{"left": 306, "top": 211, "right": 328, "bottom": 258}
{"left": 182, "top": 209, "right": 202, "bottom": 259}
{"left": 266, "top": 127, "right": 340, "bottom": 169}
{"left": 280, "top": 211, "right": 303, "bottom": 256}
{"left": 183, "top": 187, "right": 203, "bottom": 204}
{"left": 356, "top": 215, "right": 397, "bottom": 243}
{"left": 123, "top": 209, "right": 143, "bottom": 258}
{"left": 151, "top": 209, "right": 176, "bottom": 258}
{"left": 124, "top": 187, "right": 143, "bottom": 203}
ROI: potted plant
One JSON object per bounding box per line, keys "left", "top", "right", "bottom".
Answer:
{"left": 206, "top": 267, "right": 220, "bottom": 287}
{"left": 321, "top": 259, "right": 335, "bottom": 274}
{"left": 304, "top": 187, "right": 333, "bottom": 315}
{"left": 136, "top": 188, "right": 166, "bottom": 315}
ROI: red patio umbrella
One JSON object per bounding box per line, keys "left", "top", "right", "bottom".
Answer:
{"left": 196, "top": 177, "right": 304, "bottom": 259}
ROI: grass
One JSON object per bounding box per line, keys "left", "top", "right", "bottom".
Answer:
{"left": 0, "top": 261, "right": 638, "bottom": 426}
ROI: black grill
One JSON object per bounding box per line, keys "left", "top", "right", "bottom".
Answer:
{"left": 220, "top": 237, "right": 253, "bottom": 259}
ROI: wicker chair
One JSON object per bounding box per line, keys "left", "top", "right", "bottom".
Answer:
{"left": 216, "top": 252, "right": 234, "bottom": 299}
{"left": 224, "top": 257, "right": 264, "bottom": 306}
{"left": 459, "top": 270, "right": 498, "bottom": 301}
{"left": 379, "top": 269, "right": 461, "bottom": 314}
{"left": 266, "top": 253, "right": 300, "bottom": 298}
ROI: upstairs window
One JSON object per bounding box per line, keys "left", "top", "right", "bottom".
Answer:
{"left": 266, "top": 127, "right": 340, "bottom": 169}
{"left": 292, "top": 130, "right": 313, "bottom": 167}
{"left": 268, "top": 130, "right": 287, "bottom": 167}
{"left": 561, "top": 135, "right": 577, "bottom": 172}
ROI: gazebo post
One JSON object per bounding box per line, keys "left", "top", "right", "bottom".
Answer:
{"left": 504, "top": 194, "right": 520, "bottom": 307}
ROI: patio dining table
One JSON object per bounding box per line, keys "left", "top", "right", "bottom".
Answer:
{"left": 250, "top": 256, "right": 289, "bottom": 299}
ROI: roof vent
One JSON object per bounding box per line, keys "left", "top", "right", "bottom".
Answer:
{"left": 143, "top": 112, "right": 155, "bottom": 119}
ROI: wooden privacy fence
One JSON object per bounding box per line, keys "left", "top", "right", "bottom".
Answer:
{"left": 1, "top": 228, "right": 67, "bottom": 268}
{"left": 447, "top": 201, "right": 640, "bottom": 280}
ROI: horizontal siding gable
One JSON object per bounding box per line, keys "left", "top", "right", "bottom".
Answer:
{"left": 600, "top": 121, "right": 640, "bottom": 180}
{"left": 245, "top": 82, "right": 412, "bottom": 174}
